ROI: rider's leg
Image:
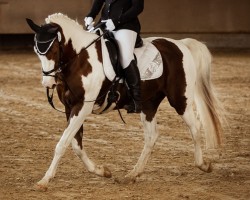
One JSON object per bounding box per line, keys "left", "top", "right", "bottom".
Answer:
{"left": 113, "top": 29, "right": 142, "bottom": 113}
{"left": 123, "top": 60, "right": 142, "bottom": 113}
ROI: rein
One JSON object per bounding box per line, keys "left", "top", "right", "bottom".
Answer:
{"left": 46, "top": 87, "right": 66, "bottom": 114}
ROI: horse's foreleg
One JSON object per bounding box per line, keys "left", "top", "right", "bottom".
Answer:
{"left": 35, "top": 103, "right": 92, "bottom": 191}
{"left": 71, "top": 127, "right": 112, "bottom": 178}
{"left": 181, "top": 105, "right": 212, "bottom": 172}
{"left": 119, "top": 113, "right": 159, "bottom": 183}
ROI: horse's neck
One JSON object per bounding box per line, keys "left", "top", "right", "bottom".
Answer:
{"left": 67, "top": 31, "right": 98, "bottom": 54}
{"left": 47, "top": 14, "right": 98, "bottom": 53}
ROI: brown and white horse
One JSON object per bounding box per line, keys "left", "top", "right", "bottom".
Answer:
{"left": 26, "top": 13, "right": 225, "bottom": 191}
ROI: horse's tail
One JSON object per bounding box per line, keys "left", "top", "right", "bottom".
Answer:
{"left": 182, "top": 38, "right": 225, "bottom": 149}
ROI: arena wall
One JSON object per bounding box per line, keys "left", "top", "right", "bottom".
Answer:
{"left": 0, "top": 0, "right": 249, "bottom": 48}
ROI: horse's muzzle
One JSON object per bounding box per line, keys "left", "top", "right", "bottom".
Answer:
{"left": 47, "top": 84, "right": 56, "bottom": 90}
{"left": 42, "top": 77, "right": 56, "bottom": 89}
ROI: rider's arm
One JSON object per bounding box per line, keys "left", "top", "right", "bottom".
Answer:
{"left": 86, "top": 0, "right": 105, "bottom": 19}
{"left": 115, "top": 0, "right": 144, "bottom": 25}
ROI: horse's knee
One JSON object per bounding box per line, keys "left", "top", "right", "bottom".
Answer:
{"left": 55, "top": 143, "right": 66, "bottom": 156}
{"left": 146, "top": 135, "right": 158, "bottom": 148}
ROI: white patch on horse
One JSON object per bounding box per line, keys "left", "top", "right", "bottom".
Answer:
{"left": 81, "top": 45, "right": 105, "bottom": 104}
{"left": 165, "top": 38, "right": 196, "bottom": 105}
{"left": 125, "top": 113, "right": 159, "bottom": 179}
{"left": 71, "top": 138, "right": 97, "bottom": 172}
{"left": 45, "top": 13, "right": 98, "bottom": 54}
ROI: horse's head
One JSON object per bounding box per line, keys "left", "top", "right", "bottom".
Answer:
{"left": 26, "top": 18, "right": 62, "bottom": 89}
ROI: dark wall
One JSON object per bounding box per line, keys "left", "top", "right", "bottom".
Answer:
{"left": 0, "top": 0, "right": 250, "bottom": 48}
{"left": 141, "top": 0, "right": 250, "bottom": 33}
{"left": 0, "top": 0, "right": 91, "bottom": 33}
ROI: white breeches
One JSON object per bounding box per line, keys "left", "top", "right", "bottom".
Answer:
{"left": 112, "top": 29, "right": 137, "bottom": 69}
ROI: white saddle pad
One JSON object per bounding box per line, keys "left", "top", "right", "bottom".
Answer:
{"left": 101, "top": 37, "right": 163, "bottom": 81}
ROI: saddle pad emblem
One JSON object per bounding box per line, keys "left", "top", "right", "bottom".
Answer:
{"left": 141, "top": 52, "right": 162, "bottom": 80}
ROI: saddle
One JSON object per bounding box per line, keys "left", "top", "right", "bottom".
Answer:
{"left": 104, "top": 31, "right": 143, "bottom": 78}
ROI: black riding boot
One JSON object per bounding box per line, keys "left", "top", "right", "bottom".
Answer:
{"left": 124, "top": 60, "right": 142, "bottom": 113}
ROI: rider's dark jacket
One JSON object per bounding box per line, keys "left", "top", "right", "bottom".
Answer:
{"left": 86, "top": 0, "right": 144, "bottom": 34}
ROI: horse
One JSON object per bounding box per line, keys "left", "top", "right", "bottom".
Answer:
{"left": 26, "top": 13, "right": 225, "bottom": 191}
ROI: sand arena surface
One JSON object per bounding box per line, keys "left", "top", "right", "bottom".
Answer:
{"left": 0, "top": 50, "right": 249, "bottom": 199}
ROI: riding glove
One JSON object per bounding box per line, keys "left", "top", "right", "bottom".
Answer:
{"left": 102, "top": 19, "right": 116, "bottom": 31}
{"left": 84, "top": 17, "right": 94, "bottom": 30}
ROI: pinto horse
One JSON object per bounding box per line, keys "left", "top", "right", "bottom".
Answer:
{"left": 26, "top": 13, "right": 225, "bottom": 191}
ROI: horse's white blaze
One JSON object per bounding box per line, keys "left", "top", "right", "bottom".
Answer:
{"left": 35, "top": 48, "right": 56, "bottom": 88}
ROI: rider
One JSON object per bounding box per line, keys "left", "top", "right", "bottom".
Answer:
{"left": 85, "top": 0, "right": 144, "bottom": 113}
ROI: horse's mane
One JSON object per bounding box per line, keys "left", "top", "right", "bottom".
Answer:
{"left": 45, "top": 13, "right": 98, "bottom": 53}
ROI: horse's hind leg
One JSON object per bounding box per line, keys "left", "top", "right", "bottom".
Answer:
{"left": 181, "top": 105, "right": 212, "bottom": 172}
{"left": 119, "top": 112, "right": 159, "bottom": 183}
{"left": 71, "top": 126, "right": 112, "bottom": 178}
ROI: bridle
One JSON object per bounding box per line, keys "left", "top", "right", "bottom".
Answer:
{"left": 35, "top": 28, "right": 107, "bottom": 78}
{"left": 35, "top": 36, "right": 57, "bottom": 55}
{"left": 34, "top": 33, "right": 65, "bottom": 78}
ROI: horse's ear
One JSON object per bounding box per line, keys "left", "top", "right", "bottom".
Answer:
{"left": 26, "top": 18, "right": 41, "bottom": 33}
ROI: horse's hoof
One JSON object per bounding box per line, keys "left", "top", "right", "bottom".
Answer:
{"left": 114, "top": 176, "right": 136, "bottom": 184}
{"left": 95, "top": 165, "right": 112, "bottom": 178}
{"left": 198, "top": 162, "right": 213, "bottom": 173}
{"left": 103, "top": 166, "right": 112, "bottom": 178}
{"left": 206, "top": 162, "right": 213, "bottom": 173}
{"left": 34, "top": 182, "right": 48, "bottom": 192}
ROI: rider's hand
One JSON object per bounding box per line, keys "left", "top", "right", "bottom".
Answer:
{"left": 84, "top": 17, "right": 94, "bottom": 30}
{"left": 102, "top": 19, "right": 116, "bottom": 31}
